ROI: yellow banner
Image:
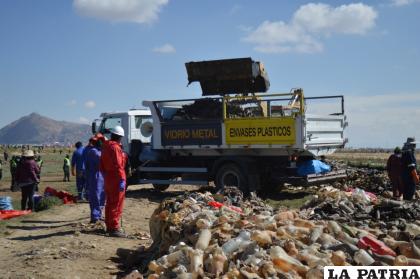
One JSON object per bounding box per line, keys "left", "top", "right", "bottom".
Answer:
{"left": 225, "top": 118, "right": 296, "bottom": 145}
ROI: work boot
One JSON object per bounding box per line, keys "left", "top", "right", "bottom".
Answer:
{"left": 108, "top": 229, "right": 127, "bottom": 238}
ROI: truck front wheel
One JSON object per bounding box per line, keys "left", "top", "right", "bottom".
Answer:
{"left": 152, "top": 184, "right": 170, "bottom": 191}
{"left": 215, "top": 163, "right": 249, "bottom": 195}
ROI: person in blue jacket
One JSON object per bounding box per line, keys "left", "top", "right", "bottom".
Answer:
{"left": 71, "top": 141, "right": 85, "bottom": 200}
{"left": 82, "top": 138, "right": 95, "bottom": 201}
{"left": 401, "top": 137, "right": 419, "bottom": 200}
{"left": 86, "top": 134, "right": 106, "bottom": 223}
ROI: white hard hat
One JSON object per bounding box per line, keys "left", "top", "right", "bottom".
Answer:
{"left": 111, "top": 125, "right": 125, "bottom": 137}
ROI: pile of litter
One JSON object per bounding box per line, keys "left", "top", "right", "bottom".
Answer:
{"left": 131, "top": 187, "right": 420, "bottom": 279}
{"left": 333, "top": 165, "right": 390, "bottom": 195}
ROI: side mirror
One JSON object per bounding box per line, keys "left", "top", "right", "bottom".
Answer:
{"left": 91, "top": 122, "right": 97, "bottom": 134}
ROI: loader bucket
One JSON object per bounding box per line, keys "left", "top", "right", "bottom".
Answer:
{"left": 185, "top": 57, "right": 270, "bottom": 96}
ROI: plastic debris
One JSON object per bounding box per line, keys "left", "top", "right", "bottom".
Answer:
{"left": 0, "top": 196, "right": 13, "bottom": 210}
{"left": 131, "top": 184, "right": 420, "bottom": 278}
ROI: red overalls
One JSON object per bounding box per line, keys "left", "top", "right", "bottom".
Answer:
{"left": 100, "top": 140, "right": 127, "bottom": 231}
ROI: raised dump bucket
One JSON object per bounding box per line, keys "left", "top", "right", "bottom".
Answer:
{"left": 185, "top": 57, "right": 270, "bottom": 96}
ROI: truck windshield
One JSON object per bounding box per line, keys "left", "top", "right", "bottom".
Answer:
{"left": 99, "top": 117, "right": 122, "bottom": 134}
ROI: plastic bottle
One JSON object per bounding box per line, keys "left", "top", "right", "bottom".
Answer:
{"left": 195, "top": 229, "right": 211, "bottom": 251}
{"left": 270, "top": 246, "right": 308, "bottom": 276}
{"left": 188, "top": 249, "right": 204, "bottom": 278}
{"left": 357, "top": 235, "right": 396, "bottom": 257}
{"left": 251, "top": 230, "right": 272, "bottom": 246}
{"left": 326, "top": 243, "right": 359, "bottom": 256}
{"left": 371, "top": 253, "right": 395, "bottom": 266}
{"left": 354, "top": 250, "right": 375, "bottom": 266}
{"left": 306, "top": 267, "right": 323, "bottom": 279}
{"left": 309, "top": 226, "right": 323, "bottom": 244}
{"left": 331, "top": 251, "right": 347, "bottom": 266}
{"left": 221, "top": 231, "right": 251, "bottom": 255}
{"left": 411, "top": 241, "right": 420, "bottom": 259}
{"left": 293, "top": 218, "right": 315, "bottom": 229}
{"left": 210, "top": 252, "right": 227, "bottom": 277}
{"left": 337, "top": 231, "right": 358, "bottom": 246}
{"left": 405, "top": 223, "right": 420, "bottom": 236}
{"left": 297, "top": 251, "right": 330, "bottom": 268}
{"left": 284, "top": 240, "right": 299, "bottom": 257}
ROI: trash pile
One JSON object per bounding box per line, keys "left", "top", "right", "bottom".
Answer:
{"left": 133, "top": 187, "right": 420, "bottom": 279}
{"left": 330, "top": 163, "right": 390, "bottom": 195}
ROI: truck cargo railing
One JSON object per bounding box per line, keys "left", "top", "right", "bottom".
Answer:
{"left": 223, "top": 89, "right": 305, "bottom": 120}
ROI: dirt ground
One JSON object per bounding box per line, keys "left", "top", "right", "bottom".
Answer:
{"left": 0, "top": 183, "right": 200, "bottom": 279}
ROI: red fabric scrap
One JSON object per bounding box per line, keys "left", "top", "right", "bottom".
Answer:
{"left": 0, "top": 210, "right": 31, "bottom": 220}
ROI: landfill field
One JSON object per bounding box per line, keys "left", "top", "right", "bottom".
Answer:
{"left": 1, "top": 150, "right": 420, "bottom": 278}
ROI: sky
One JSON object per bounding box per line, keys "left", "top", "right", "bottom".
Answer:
{"left": 0, "top": 0, "right": 420, "bottom": 147}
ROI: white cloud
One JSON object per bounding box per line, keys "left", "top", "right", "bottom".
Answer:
{"left": 73, "top": 0, "right": 169, "bottom": 24}
{"left": 243, "top": 3, "right": 377, "bottom": 54}
{"left": 79, "top": 117, "right": 90, "bottom": 124}
{"left": 391, "top": 0, "right": 420, "bottom": 6}
{"left": 152, "top": 43, "right": 176, "bottom": 53}
{"left": 305, "top": 93, "right": 420, "bottom": 147}
{"left": 84, "top": 100, "right": 96, "bottom": 108}
{"left": 313, "top": 93, "right": 420, "bottom": 148}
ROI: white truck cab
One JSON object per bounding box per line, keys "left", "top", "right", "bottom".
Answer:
{"left": 91, "top": 109, "right": 152, "bottom": 153}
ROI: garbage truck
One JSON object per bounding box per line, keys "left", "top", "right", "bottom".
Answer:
{"left": 93, "top": 58, "right": 348, "bottom": 194}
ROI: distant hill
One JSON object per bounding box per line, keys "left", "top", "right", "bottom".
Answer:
{"left": 0, "top": 113, "right": 91, "bottom": 145}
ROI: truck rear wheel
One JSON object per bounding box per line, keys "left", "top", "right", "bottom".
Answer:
{"left": 152, "top": 184, "right": 170, "bottom": 191}
{"left": 215, "top": 163, "right": 249, "bottom": 195}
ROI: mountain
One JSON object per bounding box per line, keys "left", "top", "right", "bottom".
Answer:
{"left": 0, "top": 113, "right": 91, "bottom": 145}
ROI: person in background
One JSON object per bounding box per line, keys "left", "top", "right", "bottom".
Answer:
{"left": 71, "top": 141, "right": 86, "bottom": 200}
{"left": 401, "top": 137, "right": 419, "bottom": 200}
{"left": 4, "top": 150, "right": 8, "bottom": 162}
{"left": 15, "top": 150, "right": 40, "bottom": 210}
{"left": 9, "top": 155, "right": 20, "bottom": 190}
{"left": 86, "top": 133, "right": 106, "bottom": 223}
{"left": 100, "top": 126, "right": 127, "bottom": 237}
{"left": 387, "top": 147, "right": 403, "bottom": 199}
{"left": 0, "top": 159, "right": 3, "bottom": 181}
{"left": 63, "top": 154, "right": 71, "bottom": 182}
{"left": 82, "top": 137, "right": 95, "bottom": 201}
{"left": 35, "top": 155, "right": 43, "bottom": 170}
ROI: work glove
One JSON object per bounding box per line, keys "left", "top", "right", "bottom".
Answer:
{"left": 411, "top": 169, "right": 419, "bottom": 184}
{"left": 119, "top": 180, "right": 126, "bottom": 192}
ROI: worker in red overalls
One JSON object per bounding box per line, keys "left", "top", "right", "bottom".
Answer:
{"left": 100, "top": 126, "right": 127, "bottom": 237}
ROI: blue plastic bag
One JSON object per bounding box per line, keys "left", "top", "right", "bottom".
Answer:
{"left": 297, "top": 160, "right": 331, "bottom": 176}
{"left": 0, "top": 196, "right": 13, "bottom": 210}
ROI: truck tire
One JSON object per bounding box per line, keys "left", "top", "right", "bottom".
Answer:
{"left": 215, "top": 163, "right": 249, "bottom": 195}
{"left": 152, "top": 184, "right": 170, "bottom": 191}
